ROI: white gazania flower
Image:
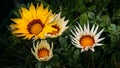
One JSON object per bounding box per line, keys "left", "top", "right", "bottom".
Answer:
{"left": 31, "top": 40, "right": 53, "bottom": 61}
{"left": 70, "top": 23, "right": 104, "bottom": 52}
{"left": 45, "top": 12, "right": 69, "bottom": 38}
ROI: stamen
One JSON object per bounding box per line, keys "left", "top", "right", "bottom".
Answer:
{"left": 38, "top": 48, "right": 49, "bottom": 58}
{"left": 79, "top": 35, "right": 95, "bottom": 48}
{"left": 27, "top": 19, "right": 44, "bottom": 35}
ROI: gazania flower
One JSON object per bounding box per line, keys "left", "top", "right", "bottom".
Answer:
{"left": 10, "top": 3, "right": 56, "bottom": 39}
{"left": 70, "top": 23, "right": 104, "bottom": 52}
{"left": 45, "top": 12, "right": 69, "bottom": 38}
{"left": 31, "top": 40, "right": 53, "bottom": 61}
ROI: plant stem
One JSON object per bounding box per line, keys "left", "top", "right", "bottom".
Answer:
{"left": 91, "top": 52, "right": 95, "bottom": 68}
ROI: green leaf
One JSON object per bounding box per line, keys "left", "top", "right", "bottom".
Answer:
{"left": 88, "top": 5, "right": 96, "bottom": 12}
{"left": 102, "top": 15, "right": 110, "bottom": 23}
{"left": 73, "top": 49, "right": 80, "bottom": 62}
{"left": 59, "top": 37, "right": 68, "bottom": 49}
{"left": 113, "top": 9, "right": 120, "bottom": 20}
{"left": 77, "top": 0, "right": 86, "bottom": 13}
{"left": 36, "top": 61, "right": 42, "bottom": 68}
{"left": 88, "top": 12, "right": 95, "bottom": 19}
{"left": 45, "top": 65, "right": 52, "bottom": 68}
{"left": 53, "top": 54, "right": 59, "bottom": 62}
{"left": 79, "top": 13, "right": 88, "bottom": 25}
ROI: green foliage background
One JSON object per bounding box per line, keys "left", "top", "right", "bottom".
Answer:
{"left": 0, "top": 0, "right": 120, "bottom": 68}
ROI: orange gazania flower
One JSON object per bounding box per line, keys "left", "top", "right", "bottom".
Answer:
{"left": 10, "top": 3, "right": 56, "bottom": 40}
{"left": 70, "top": 23, "right": 104, "bottom": 52}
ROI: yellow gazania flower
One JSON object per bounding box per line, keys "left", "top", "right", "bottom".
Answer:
{"left": 45, "top": 12, "right": 69, "bottom": 38}
{"left": 10, "top": 3, "right": 56, "bottom": 39}
{"left": 70, "top": 23, "right": 104, "bottom": 52}
{"left": 31, "top": 40, "right": 53, "bottom": 61}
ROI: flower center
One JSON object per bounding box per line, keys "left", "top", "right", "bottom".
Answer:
{"left": 48, "top": 25, "right": 60, "bottom": 35}
{"left": 27, "top": 19, "right": 44, "bottom": 35}
{"left": 79, "top": 35, "right": 95, "bottom": 48}
{"left": 38, "top": 48, "right": 49, "bottom": 58}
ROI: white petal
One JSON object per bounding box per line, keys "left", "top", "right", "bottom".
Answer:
{"left": 71, "top": 36, "right": 78, "bottom": 41}
{"left": 71, "top": 40, "right": 79, "bottom": 46}
{"left": 36, "top": 41, "right": 40, "bottom": 46}
{"left": 61, "top": 17, "right": 65, "bottom": 22}
{"left": 64, "top": 20, "right": 69, "bottom": 26}
{"left": 65, "top": 26, "right": 69, "bottom": 30}
{"left": 81, "top": 48, "right": 85, "bottom": 52}
{"left": 94, "top": 25, "right": 99, "bottom": 35}
{"left": 70, "top": 37, "right": 80, "bottom": 45}
{"left": 75, "top": 26, "right": 81, "bottom": 33}
{"left": 84, "top": 24, "right": 87, "bottom": 33}
{"left": 97, "top": 37, "right": 105, "bottom": 42}
{"left": 71, "top": 30, "right": 77, "bottom": 37}
{"left": 70, "top": 35, "right": 78, "bottom": 42}
{"left": 74, "top": 28, "right": 80, "bottom": 36}
{"left": 95, "top": 28, "right": 104, "bottom": 39}
{"left": 91, "top": 24, "right": 95, "bottom": 33}
{"left": 71, "top": 39, "right": 77, "bottom": 43}
{"left": 77, "top": 22, "right": 83, "bottom": 32}
{"left": 71, "top": 30, "right": 79, "bottom": 38}
{"left": 33, "top": 44, "right": 36, "bottom": 50}
{"left": 87, "top": 23, "right": 90, "bottom": 34}
{"left": 74, "top": 44, "right": 82, "bottom": 48}
{"left": 90, "top": 47, "right": 95, "bottom": 52}
{"left": 85, "top": 46, "right": 89, "bottom": 51}
{"left": 32, "top": 38, "right": 37, "bottom": 42}
{"left": 51, "top": 42, "right": 53, "bottom": 50}
{"left": 95, "top": 43, "right": 103, "bottom": 46}
{"left": 33, "top": 42, "right": 35, "bottom": 47}
{"left": 31, "top": 48, "right": 35, "bottom": 56}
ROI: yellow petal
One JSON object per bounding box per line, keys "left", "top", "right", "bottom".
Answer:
{"left": 16, "top": 34, "right": 25, "bottom": 37}
{"left": 43, "top": 25, "right": 57, "bottom": 33}
{"left": 11, "top": 18, "right": 28, "bottom": 25}
{"left": 13, "top": 29, "right": 28, "bottom": 34}
{"left": 36, "top": 31, "right": 46, "bottom": 39}
{"left": 44, "top": 6, "right": 49, "bottom": 14}
{"left": 10, "top": 24, "right": 17, "bottom": 30}
{"left": 29, "top": 3, "right": 36, "bottom": 19}
{"left": 46, "top": 11, "right": 55, "bottom": 24}
{"left": 40, "top": 15, "right": 49, "bottom": 24}
{"left": 25, "top": 34, "right": 33, "bottom": 40}
{"left": 48, "top": 22, "right": 57, "bottom": 26}
{"left": 23, "top": 36, "right": 28, "bottom": 39}
{"left": 36, "top": 3, "right": 44, "bottom": 19}
{"left": 21, "top": 7, "right": 32, "bottom": 22}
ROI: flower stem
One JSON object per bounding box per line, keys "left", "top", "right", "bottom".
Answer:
{"left": 84, "top": 51, "right": 95, "bottom": 68}
{"left": 91, "top": 52, "right": 95, "bottom": 68}
{"left": 36, "top": 61, "right": 45, "bottom": 68}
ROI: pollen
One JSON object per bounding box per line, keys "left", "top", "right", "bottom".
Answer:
{"left": 38, "top": 48, "right": 49, "bottom": 58}
{"left": 79, "top": 35, "right": 95, "bottom": 48}
{"left": 27, "top": 19, "right": 44, "bottom": 35}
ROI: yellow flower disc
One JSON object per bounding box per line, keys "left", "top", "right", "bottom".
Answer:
{"left": 31, "top": 23, "right": 42, "bottom": 35}
{"left": 27, "top": 19, "right": 43, "bottom": 35}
